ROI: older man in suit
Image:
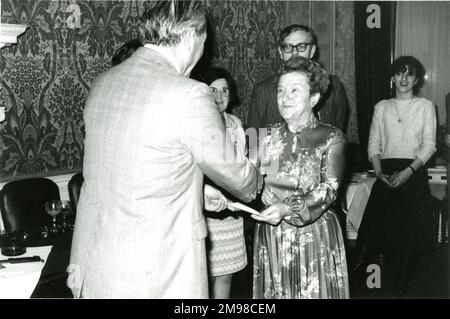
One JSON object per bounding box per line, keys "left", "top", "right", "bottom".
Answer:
{"left": 68, "top": 1, "right": 258, "bottom": 298}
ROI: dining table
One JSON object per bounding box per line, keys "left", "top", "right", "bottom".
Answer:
{"left": 342, "top": 167, "right": 448, "bottom": 242}
{"left": 0, "top": 229, "right": 73, "bottom": 298}
{"left": 342, "top": 173, "right": 377, "bottom": 240}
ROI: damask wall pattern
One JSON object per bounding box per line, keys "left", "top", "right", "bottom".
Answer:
{"left": 0, "top": 0, "right": 147, "bottom": 178}
{"left": 0, "top": 0, "right": 356, "bottom": 179}
{"left": 206, "top": 0, "right": 285, "bottom": 123}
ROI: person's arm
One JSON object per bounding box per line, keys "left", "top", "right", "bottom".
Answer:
{"left": 367, "top": 103, "right": 390, "bottom": 183}
{"left": 370, "top": 154, "right": 390, "bottom": 185}
{"left": 252, "top": 130, "right": 346, "bottom": 226}
{"left": 415, "top": 101, "right": 437, "bottom": 164}
{"left": 204, "top": 184, "right": 228, "bottom": 212}
{"left": 388, "top": 157, "right": 422, "bottom": 188}
{"left": 181, "top": 83, "right": 259, "bottom": 203}
{"left": 367, "top": 103, "right": 382, "bottom": 163}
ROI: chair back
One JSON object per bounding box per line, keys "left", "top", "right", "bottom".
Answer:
{"left": 0, "top": 178, "right": 60, "bottom": 233}
{"left": 68, "top": 172, "right": 84, "bottom": 214}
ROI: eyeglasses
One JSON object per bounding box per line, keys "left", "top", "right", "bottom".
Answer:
{"left": 210, "top": 87, "right": 229, "bottom": 97}
{"left": 280, "top": 42, "right": 312, "bottom": 54}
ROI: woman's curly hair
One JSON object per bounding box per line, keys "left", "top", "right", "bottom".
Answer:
{"left": 280, "top": 56, "right": 330, "bottom": 96}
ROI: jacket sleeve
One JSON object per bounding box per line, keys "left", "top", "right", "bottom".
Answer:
{"left": 282, "top": 130, "right": 347, "bottom": 227}
{"left": 332, "top": 76, "right": 349, "bottom": 132}
{"left": 180, "top": 83, "right": 258, "bottom": 203}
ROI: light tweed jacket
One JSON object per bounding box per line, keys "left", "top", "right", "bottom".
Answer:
{"left": 68, "top": 47, "right": 258, "bottom": 298}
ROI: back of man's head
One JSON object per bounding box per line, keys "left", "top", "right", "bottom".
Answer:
{"left": 139, "top": 0, "right": 206, "bottom": 47}
{"left": 278, "top": 24, "right": 316, "bottom": 47}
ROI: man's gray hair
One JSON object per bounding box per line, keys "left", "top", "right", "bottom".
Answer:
{"left": 139, "top": 0, "right": 207, "bottom": 47}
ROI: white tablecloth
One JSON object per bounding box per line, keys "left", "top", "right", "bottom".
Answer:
{"left": 344, "top": 175, "right": 377, "bottom": 239}
{"left": 0, "top": 246, "right": 52, "bottom": 299}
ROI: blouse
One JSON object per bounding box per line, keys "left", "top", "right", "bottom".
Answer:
{"left": 367, "top": 97, "right": 436, "bottom": 163}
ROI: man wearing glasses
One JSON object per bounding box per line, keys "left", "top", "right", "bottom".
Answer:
{"left": 247, "top": 24, "right": 348, "bottom": 132}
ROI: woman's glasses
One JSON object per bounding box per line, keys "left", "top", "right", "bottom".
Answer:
{"left": 280, "top": 42, "right": 312, "bottom": 53}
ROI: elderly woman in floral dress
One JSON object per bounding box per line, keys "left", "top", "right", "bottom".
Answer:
{"left": 251, "top": 56, "right": 349, "bottom": 299}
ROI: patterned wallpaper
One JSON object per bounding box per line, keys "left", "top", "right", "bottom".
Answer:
{"left": 204, "top": 0, "right": 285, "bottom": 124}
{"left": 0, "top": 0, "right": 356, "bottom": 179}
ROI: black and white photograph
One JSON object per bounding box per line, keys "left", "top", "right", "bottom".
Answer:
{"left": 0, "top": 0, "right": 448, "bottom": 303}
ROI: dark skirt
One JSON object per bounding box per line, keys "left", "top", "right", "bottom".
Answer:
{"left": 357, "top": 159, "right": 434, "bottom": 254}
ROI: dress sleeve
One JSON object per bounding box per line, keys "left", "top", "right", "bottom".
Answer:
{"left": 228, "top": 114, "right": 247, "bottom": 156}
{"left": 282, "top": 130, "right": 347, "bottom": 227}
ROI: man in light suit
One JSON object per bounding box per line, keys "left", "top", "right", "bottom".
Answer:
{"left": 67, "top": 1, "right": 258, "bottom": 298}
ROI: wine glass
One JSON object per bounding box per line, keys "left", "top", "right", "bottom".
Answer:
{"left": 60, "top": 200, "right": 72, "bottom": 231}
{"left": 45, "top": 200, "right": 61, "bottom": 234}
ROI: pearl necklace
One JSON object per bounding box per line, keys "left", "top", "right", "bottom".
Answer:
{"left": 393, "top": 98, "right": 415, "bottom": 123}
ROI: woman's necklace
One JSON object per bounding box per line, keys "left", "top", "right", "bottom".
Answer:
{"left": 393, "top": 98, "right": 415, "bottom": 123}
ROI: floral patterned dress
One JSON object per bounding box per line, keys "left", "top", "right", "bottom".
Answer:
{"left": 253, "top": 119, "right": 349, "bottom": 299}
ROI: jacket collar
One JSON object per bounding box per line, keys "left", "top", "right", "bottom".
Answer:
{"left": 132, "top": 46, "right": 179, "bottom": 76}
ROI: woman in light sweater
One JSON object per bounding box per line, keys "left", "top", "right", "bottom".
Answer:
{"left": 355, "top": 56, "right": 436, "bottom": 297}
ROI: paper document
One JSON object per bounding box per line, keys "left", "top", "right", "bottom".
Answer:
{"left": 0, "top": 245, "right": 52, "bottom": 299}
{"left": 228, "top": 202, "right": 261, "bottom": 215}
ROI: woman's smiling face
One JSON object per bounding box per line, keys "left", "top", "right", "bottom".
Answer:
{"left": 277, "top": 72, "right": 316, "bottom": 123}
{"left": 392, "top": 65, "right": 418, "bottom": 94}
{"left": 209, "top": 78, "right": 230, "bottom": 113}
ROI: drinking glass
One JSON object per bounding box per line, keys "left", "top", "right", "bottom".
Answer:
{"left": 60, "top": 200, "right": 72, "bottom": 231}
{"left": 45, "top": 200, "right": 61, "bottom": 234}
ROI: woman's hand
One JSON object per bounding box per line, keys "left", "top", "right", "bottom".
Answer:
{"left": 375, "top": 169, "right": 391, "bottom": 186}
{"left": 388, "top": 168, "right": 413, "bottom": 188}
{"left": 250, "top": 203, "right": 290, "bottom": 225}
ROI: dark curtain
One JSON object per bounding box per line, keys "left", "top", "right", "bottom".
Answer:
{"left": 354, "top": 1, "right": 397, "bottom": 154}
